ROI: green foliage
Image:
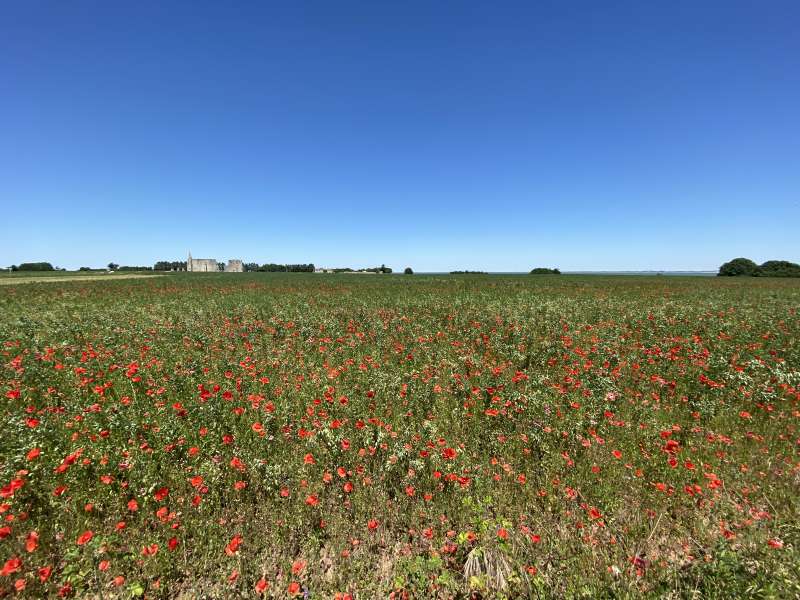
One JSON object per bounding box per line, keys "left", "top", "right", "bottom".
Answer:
{"left": 756, "top": 260, "right": 800, "bottom": 277}
{"left": 529, "top": 267, "right": 561, "bottom": 274}
{"left": 249, "top": 263, "right": 316, "bottom": 272}
{"left": 404, "top": 267, "right": 414, "bottom": 275}
{"left": 16, "top": 262, "right": 55, "bottom": 271}
{"left": 718, "top": 257, "right": 800, "bottom": 277}
{"left": 718, "top": 257, "right": 758, "bottom": 276}
{"left": 153, "top": 260, "right": 187, "bottom": 271}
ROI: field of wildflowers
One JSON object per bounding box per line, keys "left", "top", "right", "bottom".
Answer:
{"left": 1, "top": 273, "right": 798, "bottom": 598}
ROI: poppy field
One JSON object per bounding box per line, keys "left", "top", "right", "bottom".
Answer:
{"left": 1, "top": 273, "right": 799, "bottom": 598}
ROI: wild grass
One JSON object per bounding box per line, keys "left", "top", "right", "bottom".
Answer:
{"left": 0, "top": 274, "right": 798, "bottom": 598}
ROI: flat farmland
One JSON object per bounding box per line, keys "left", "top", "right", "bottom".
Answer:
{"left": 1, "top": 274, "right": 798, "bottom": 598}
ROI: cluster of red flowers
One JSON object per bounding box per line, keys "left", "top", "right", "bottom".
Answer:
{"left": 0, "top": 276, "right": 798, "bottom": 596}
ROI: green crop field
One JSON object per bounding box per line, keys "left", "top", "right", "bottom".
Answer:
{"left": 1, "top": 274, "right": 798, "bottom": 598}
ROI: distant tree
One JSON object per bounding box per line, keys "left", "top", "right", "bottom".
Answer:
{"left": 449, "top": 270, "right": 488, "bottom": 275}
{"left": 244, "top": 262, "right": 259, "bottom": 272}
{"left": 18, "top": 262, "right": 55, "bottom": 271}
{"left": 10, "top": 265, "right": 19, "bottom": 272}
{"left": 756, "top": 260, "right": 800, "bottom": 277}
{"left": 286, "top": 264, "right": 315, "bottom": 273}
{"left": 530, "top": 267, "right": 561, "bottom": 275}
{"left": 154, "top": 260, "right": 188, "bottom": 271}
{"left": 718, "top": 258, "right": 758, "bottom": 276}
{"left": 107, "top": 263, "right": 119, "bottom": 271}
{"left": 79, "top": 267, "right": 92, "bottom": 271}
{"left": 404, "top": 267, "right": 413, "bottom": 275}
{"left": 260, "top": 263, "right": 284, "bottom": 272}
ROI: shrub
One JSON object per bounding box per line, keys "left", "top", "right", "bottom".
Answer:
{"left": 404, "top": 267, "right": 414, "bottom": 275}
{"left": 718, "top": 258, "right": 758, "bottom": 276}
{"left": 718, "top": 258, "right": 800, "bottom": 277}
{"left": 17, "top": 262, "right": 55, "bottom": 271}
{"left": 756, "top": 260, "right": 800, "bottom": 278}
{"left": 529, "top": 268, "right": 561, "bottom": 275}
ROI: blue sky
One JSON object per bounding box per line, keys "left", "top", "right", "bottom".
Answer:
{"left": 2, "top": 1, "right": 798, "bottom": 271}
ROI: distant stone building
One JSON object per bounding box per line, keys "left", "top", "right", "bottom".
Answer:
{"left": 187, "top": 253, "right": 217, "bottom": 272}
{"left": 187, "top": 252, "right": 243, "bottom": 273}
{"left": 224, "top": 259, "right": 244, "bottom": 273}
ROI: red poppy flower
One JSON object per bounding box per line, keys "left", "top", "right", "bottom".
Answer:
{"left": 25, "top": 531, "right": 39, "bottom": 552}
{"left": 76, "top": 530, "right": 94, "bottom": 546}
{"left": 225, "top": 534, "right": 242, "bottom": 555}
{"left": 1, "top": 557, "right": 22, "bottom": 576}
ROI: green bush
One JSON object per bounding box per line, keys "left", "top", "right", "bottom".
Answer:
{"left": 756, "top": 260, "right": 800, "bottom": 277}
{"left": 529, "top": 267, "right": 561, "bottom": 275}
{"left": 718, "top": 258, "right": 800, "bottom": 277}
{"left": 17, "top": 262, "right": 55, "bottom": 271}
{"left": 718, "top": 258, "right": 758, "bottom": 276}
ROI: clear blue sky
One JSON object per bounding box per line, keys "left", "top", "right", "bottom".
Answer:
{"left": 2, "top": 1, "right": 798, "bottom": 271}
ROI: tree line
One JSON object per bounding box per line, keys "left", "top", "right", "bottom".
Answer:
{"left": 153, "top": 261, "right": 188, "bottom": 271}
{"left": 718, "top": 258, "right": 800, "bottom": 277}
{"left": 8, "top": 262, "right": 62, "bottom": 272}
{"left": 243, "top": 263, "right": 316, "bottom": 272}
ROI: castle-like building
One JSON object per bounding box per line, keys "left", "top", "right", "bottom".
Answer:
{"left": 187, "top": 252, "right": 244, "bottom": 273}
